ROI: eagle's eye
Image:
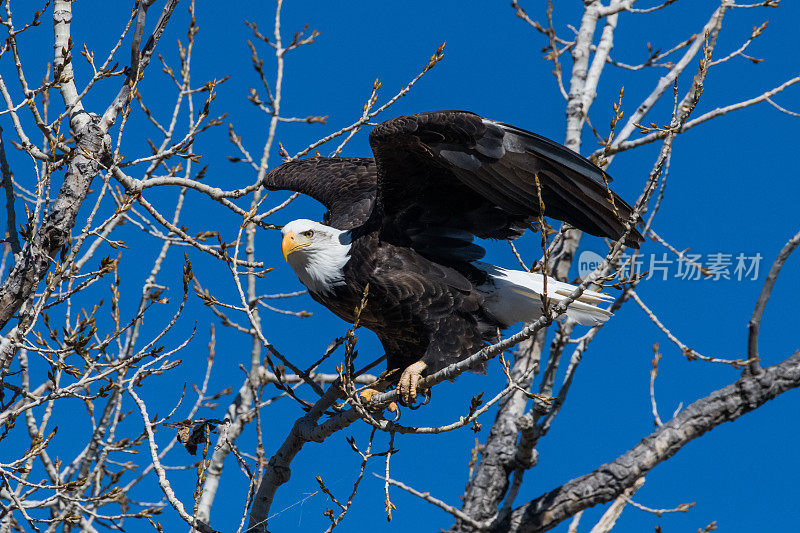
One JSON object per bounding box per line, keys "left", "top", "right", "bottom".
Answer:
{"left": 301, "top": 230, "right": 314, "bottom": 238}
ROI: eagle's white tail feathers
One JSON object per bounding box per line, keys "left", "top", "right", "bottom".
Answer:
{"left": 475, "top": 263, "right": 612, "bottom": 327}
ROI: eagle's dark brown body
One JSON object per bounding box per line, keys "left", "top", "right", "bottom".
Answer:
{"left": 312, "top": 231, "right": 497, "bottom": 376}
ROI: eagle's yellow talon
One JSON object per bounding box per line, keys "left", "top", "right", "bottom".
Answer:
{"left": 398, "top": 361, "right": 427, "bottom": 404}
{"left": 360, "top": 387, "right": 398, "bottom": 414}
{"left": 360, "top": 388, "right": 378, "bottom": 403}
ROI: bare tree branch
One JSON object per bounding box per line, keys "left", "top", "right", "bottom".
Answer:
{"left": 588, "top": 477, "right": 645, "bottom": 533}
{"left": 491, "top": 349, "right": 800, "bottom": 533}
{"left": 0, "top": 126, "right": 20, "bottom": 255}
{"left": 748, "top": 229, "right": 800, "bottom": 373}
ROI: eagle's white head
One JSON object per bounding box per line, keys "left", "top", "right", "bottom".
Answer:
{"left": 281, "top": 219, "right": 352, "bottom": 294}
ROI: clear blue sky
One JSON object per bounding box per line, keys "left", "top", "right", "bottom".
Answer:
{"left": 5, "top": 1, "right": 800, "bottom": 531}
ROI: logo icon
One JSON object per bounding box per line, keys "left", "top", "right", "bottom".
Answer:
{"left": 577, "top": 250, "right": 604, "bottom": 278}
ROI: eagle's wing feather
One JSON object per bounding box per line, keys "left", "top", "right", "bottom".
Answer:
{"left": 262, "top": 157, "right": 377, "bottom": 230}
{"left": 368, "top": 110, "right": 643, "bottom": 249}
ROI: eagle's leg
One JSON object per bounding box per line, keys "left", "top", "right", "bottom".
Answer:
{"left": 398, "top": 361, "right": 427, "bottom": 405}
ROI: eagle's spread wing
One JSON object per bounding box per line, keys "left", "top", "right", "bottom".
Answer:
{"left": 368, "top": 111, "right": 643, "bottom": 257}
{"left": 263, "top": 157, "right": 377, "bottom": 230}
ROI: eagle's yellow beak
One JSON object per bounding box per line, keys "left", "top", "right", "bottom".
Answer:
{"left": 282, "top": 231, "right": 311, "bottom": 260}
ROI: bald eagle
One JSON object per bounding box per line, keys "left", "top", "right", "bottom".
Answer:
{"left": 265, "top": 111, "right": 642, "bottom": 405}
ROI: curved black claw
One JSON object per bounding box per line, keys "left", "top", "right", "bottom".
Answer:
{"left": 403, "top": 389, "right": 431, "bottom": 410}
{"left": 385, "top": 404, "right": 401, "bottom": 421}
